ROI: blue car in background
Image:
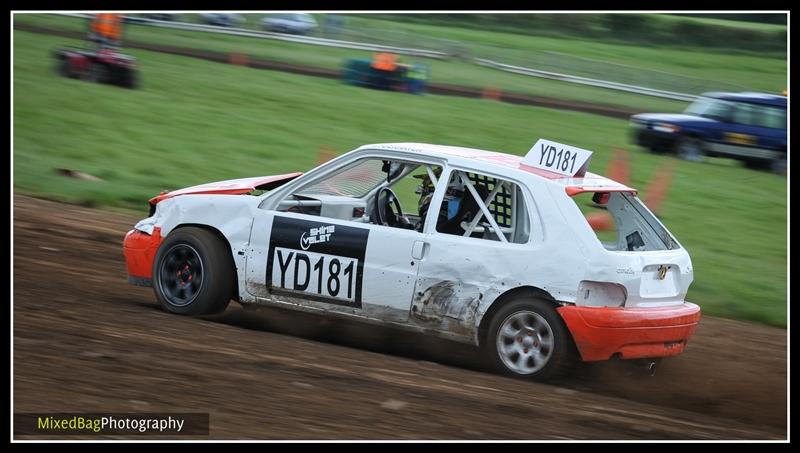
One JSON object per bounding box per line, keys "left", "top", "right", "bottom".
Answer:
{"left": 199, "top": 13, "right": 245, "bottom": 28}
{"left": 630, "top": 92, "right": 787, "bottom": 173}
{"left": 262, "top": 13, "right": 318, "bottom": 35}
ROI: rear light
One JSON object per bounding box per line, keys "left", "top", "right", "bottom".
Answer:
{"left": 577, "top": 281, "right": 627, "bottom": 308}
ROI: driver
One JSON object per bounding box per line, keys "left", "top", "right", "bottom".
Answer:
{"left": 89, "top": 13, "right": 123, "bottom": 50}
{"left": 414, "top": 169, "right": 467, "bottom": 234}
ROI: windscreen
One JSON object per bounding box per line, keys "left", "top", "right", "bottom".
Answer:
{"left": 297, "top": 159, "right": 389, "bottom": 198}
{"left": 683, "top": 97, "right": 733, "bottom": 119}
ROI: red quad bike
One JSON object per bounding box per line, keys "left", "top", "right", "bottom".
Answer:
{"left": 54, "top": 47, "right": 139, "bottom": 89}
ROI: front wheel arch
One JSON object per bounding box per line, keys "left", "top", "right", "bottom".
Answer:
{"left": 152, "top": 225, "right": 238, "bottom": 315}
{"left": 170, "top": 223, "right": 240, "bottom": 302}
{"left": 675, "top": 134, "right": 706, "bottom": 162}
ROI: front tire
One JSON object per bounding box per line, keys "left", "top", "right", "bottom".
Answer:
{"left": 153, "top": 227, "right": 234, "bottom": 315}
{"left": 56, "top": 57, "right": 72, "bottom": 78}
{"left": 118, "top": 67, "right": 139, "bottom": 89}
{"left": 85, "top": 62, "right": 109, "bottom": 84}
{"left": 484, "top": 298, "right": 577, "bottom": 381}
{"left": 676, "top": 136, "right": 705, "bottom": 162}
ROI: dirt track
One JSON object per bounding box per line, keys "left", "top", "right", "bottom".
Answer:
{"left": 13, "top": 195, "right": 787, "bottom": 440}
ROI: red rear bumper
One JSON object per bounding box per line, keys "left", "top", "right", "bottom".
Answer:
{"left": 557, "top": 303, "right": 701, "bottom": 362}
{"left": 122, "top": 227, "right": 162, "bottom": 286}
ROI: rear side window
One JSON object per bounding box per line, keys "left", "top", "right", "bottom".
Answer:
{"left": 434, "top": 169, "right": 530, "bottom": 244}
{"left": 731, "top": 102, "right": 786, "bottom": 129}
{"left": 732, "top": 102, "right": 758, "bottom": 126}
{"left": 755, "top": 105, "right": 787, "bottom": 129}
{"left": 571, "top": 192, "right": 679, "bottom": 252}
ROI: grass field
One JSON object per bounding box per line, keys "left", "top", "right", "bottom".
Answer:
{"left": 658, "top": 14, "right": 787, "bottom": 32}
{"left": 13, "top": 30, "right": 787, "bottom": 327}
{"left": 13, "top": 14, "right": 786, "bottom": 113}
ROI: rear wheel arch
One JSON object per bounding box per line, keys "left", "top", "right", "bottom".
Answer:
{"left": 477, "top": 286, "right": 560, "bottom": 345}
{"left": 478, "top": 287, "right": 578, "bottom": 380}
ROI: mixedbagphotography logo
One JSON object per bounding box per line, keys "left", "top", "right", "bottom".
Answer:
{"left": 14, "top": 413, "right": 210, "bottom": 436}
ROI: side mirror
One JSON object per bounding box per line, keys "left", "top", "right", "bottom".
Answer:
{"left": 382, "top": 161, "right": 403, "bottom": 183}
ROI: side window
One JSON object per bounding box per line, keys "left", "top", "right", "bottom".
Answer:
{"left": 435, "top": 169, "right": 530, "bottom": 244}
{"left": 755, "top": 105, "right": 787, "bottom": 129}
{"left": 732, "top": 102, "right": 759, "bottom": 126}
{"left": 705, "top": 99, "right": 734, "bottom": 122}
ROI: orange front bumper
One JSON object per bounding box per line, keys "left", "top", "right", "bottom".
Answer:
{"left": 122, "top": 227, "right": 162, "bottom": 286}
{"left": 557, "top": 303, "right": 701, "bottom": 362}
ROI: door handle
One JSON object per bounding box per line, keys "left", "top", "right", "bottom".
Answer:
{"left": 411, "top": 240, "right": 427, "bottom": 260}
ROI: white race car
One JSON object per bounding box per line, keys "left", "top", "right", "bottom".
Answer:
{"left": 124, "top": 140, "right": 701, "bottom": 380}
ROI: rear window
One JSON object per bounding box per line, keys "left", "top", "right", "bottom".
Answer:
{"left": 571, "top": 192, "right": 679, "bottom": 252}
{"left": 732, "top": 102, "right": 787, "bottom": 129}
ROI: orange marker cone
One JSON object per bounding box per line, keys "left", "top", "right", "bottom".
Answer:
{"left": 644, "top": 161, "right": 676, "bottom": 216}
{"left": 482, "top": 86, "right": 502, "bottom": 101}
{"left": 586, "top": 212, "right": 613, "bottom": 231}
{"left": 606, "top": 148, "right": 631, "bottom": 185}
{"left": 317, "top": 146, "right": 337, "bottom": 165}
{"left": 229, "top": 52, "right": 249, "bottom": 66}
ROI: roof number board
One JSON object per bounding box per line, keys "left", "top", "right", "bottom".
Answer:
{"left": 522, "top": 139, "right": 593, "bottom": 177}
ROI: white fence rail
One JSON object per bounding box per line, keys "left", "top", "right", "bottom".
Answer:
{"left": 474, "top": 58, "right": 699, "bottom": 102}
{"left": 59, "top": 13, "right": 450, "bottom": 59}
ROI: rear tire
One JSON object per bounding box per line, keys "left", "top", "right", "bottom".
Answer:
{"left": 119, "top": 68, "right": 139, "bottom": 89}
{"left": 153, "top": 227, "right": 235, "bottom": 316}
{"left": 771, "top": 154, "right": 787, "bottom": 175}
{"left": 744, "top": 158, "right": 768, "bottom": 170}
{"left": 483, "top": 298, "right": 577, "bottom": 381}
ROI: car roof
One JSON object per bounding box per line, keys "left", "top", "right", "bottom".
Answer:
{"left": 704, "top": 92, "right": 787, "bottom": 107}
{"left": 358, "top": 142, "right": 637, "bottom": 195}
